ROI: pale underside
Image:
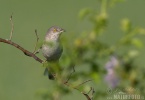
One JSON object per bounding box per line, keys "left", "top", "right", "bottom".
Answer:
{"left": 42, "top": 41, "right": 63, "bottom": 61}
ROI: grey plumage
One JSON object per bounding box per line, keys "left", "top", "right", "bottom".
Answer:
{"left": 42, "top": 40, "right": 63, "bottom": 61}
{"left": 42, "top": 26, "right": 65, "bottom": 79}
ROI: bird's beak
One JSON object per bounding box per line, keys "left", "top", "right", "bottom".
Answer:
{"left": 60, "top": 28, "right": 65, "bottom": 32}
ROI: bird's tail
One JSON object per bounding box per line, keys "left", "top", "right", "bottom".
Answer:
{"left": 44, "top": 68, "right": 55, "bottom": 80}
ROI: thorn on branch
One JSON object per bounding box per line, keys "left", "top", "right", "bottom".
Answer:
{"left": 9, "top": 13, "right": 14, "bottom": 41}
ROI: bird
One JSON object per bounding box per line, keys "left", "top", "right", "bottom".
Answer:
{"left": 41, "top": 26, "right": 65, "bottom": 80}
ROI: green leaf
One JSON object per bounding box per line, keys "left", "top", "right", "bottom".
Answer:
{"left": 91, "top": 72, "right": 100, "bottom": 83}
{"left": 79, "top": 8, "right": 91, "bottom": 20}
{"left": 131, "top": 38, "right": 143, "bottom": 48}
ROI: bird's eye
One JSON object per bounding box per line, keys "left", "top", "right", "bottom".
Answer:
{"left": 53, "top": 28, "right": 57, "bottom": 32}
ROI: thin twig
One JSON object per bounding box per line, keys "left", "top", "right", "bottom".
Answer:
{"left": 91, "top": 88, "right": 95, "bottom": 100}
{"left": 63, "top": 65, "right": 93, "bottom": 100}
{"left": 73, "top": 79, "right": 92, "bottom": 88}
{"left": 9, "top": 13, "right": 14, "bottom": 40}
{"left": 87, "top": 87, "right": 93, "bottom": 94}
{"left": 64, "top": 66, "right": 75, "bottom": 84}
{"left": 33, "top": 29, "right": 39, "bottom": 54}
{"left": 82, "top": 93, "right": 91, "bottom": 100}
{"left": 81, "top": 87, "right": 95, "bottom": 100}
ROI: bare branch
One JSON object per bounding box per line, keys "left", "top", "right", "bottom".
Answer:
{"left": 9, "top": 13, "right": 14, "bottom": 40}
{"left": 0, "top": 38, "right": 43, "bottom": 63}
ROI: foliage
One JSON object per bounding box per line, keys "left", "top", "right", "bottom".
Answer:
{"left": 36, "top": 0, "right": 145, "bottom": 100}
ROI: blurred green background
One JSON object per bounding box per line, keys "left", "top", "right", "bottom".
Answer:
{"left": 0, "top": 0, "right": 145, "bottom": 100}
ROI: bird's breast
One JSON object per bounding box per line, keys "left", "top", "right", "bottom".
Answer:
{"left": 42, "top": 41, "right": 63, "bottom": 61}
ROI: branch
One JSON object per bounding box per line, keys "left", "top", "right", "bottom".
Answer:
{"left": 64, "top": 65, "right": 75, "bottom": 84}
{"left": 82, "top": 93, "right": 91, "bottom": 100}
{"left": 82, "top": 87, "right": 95, "bottom": 100}
{"left": 0, "top": 38, "right": 43, "bottom": 63}
{"left": 73, "top": 79, "right": 92, "bottom": 88}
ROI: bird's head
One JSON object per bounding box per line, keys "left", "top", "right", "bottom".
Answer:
{"left": 45, "top": 26, "right": 65, "bottom": 41}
